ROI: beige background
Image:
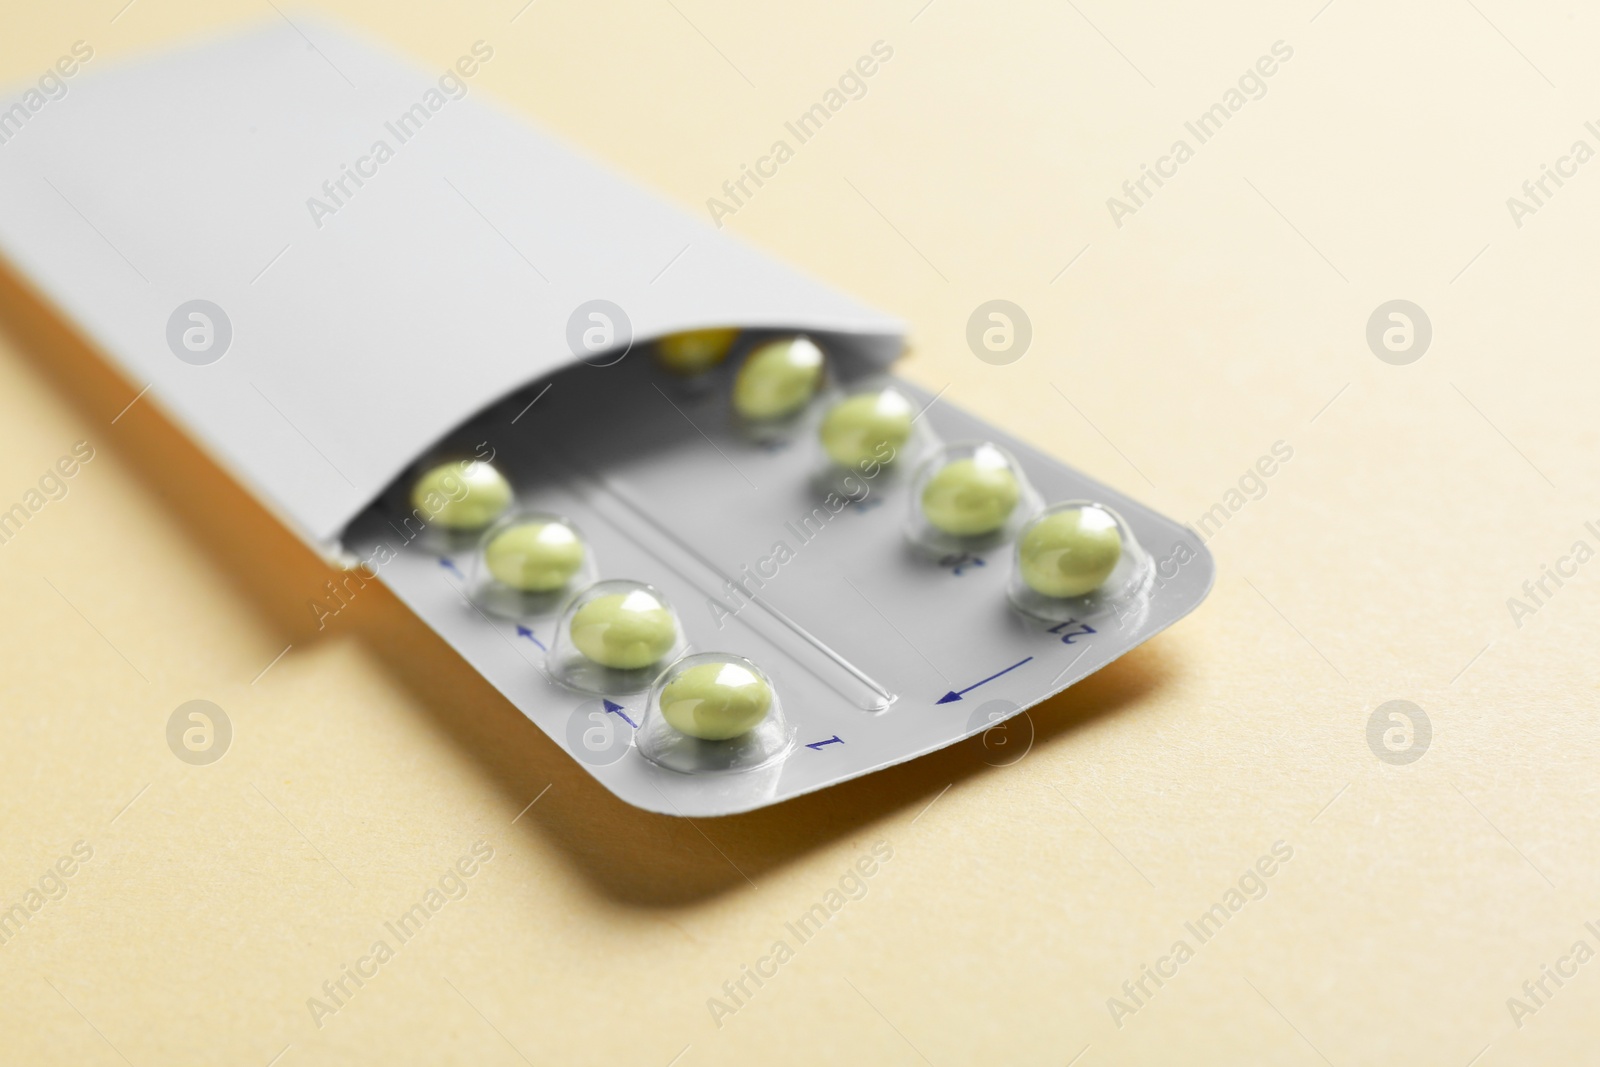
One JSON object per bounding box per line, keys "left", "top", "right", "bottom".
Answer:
{"left": 2, "top": 1, "right": 1598, "bottom": 1064}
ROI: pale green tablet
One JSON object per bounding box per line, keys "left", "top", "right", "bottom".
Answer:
{"left": 411, "top": 461, "right": 512, "bottom": 530}
{"left": 659, "top": 660, "right": 773, "bottom": 741}
{"left": 732, "top": 337, "right": 824, "bottom": 420}
{"left": 484, "top": 521, "right": 585, "bottom": 592}
{"left": 570, "top": 591, "right": 677, "bottom": 669}
{"left": 921, "top": 456, "right": 1021, "bottom": 536}
{"left": 657, "top": 328, "right": 739, "bottom": 375}
{"left": 819, "top": 390, "right": 913, "bottom": 468}
{"left": 1019, "top": 506, "right": 1122, "bottom": 598}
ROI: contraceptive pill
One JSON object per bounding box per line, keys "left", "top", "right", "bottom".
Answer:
{"left": 906, "top": 441, "right": 1038, "bottom": 555}
{"left": 11, "top": 19, "right": 1216, "bottom": 816}
{"left": 658, "top": 659, "right": 773, "bottom": 740}
{"left": 484, "top": 518, "right": 585, "bottom": 592}
{"left": 819, "top": 388, "right": 914, "bottom": 468}
{"left": 1008, "top": 502, "right": 1153, "bottom": 623}
{"left": 570, "top": 589, "right": 678, "bottom": 669}
{"left": 1018, "top": 505, "right": 1122, "bottom": 597}
{"left": 656, "top": 327, "right": 740, "bottom": 375}
{"left": 732, "top": 336, "right": 824, "bottom": 420}
{"left": 548, "top": 580, "right": 687, "bottom": 695}
{"left": 638, "top": 653, "right": 793, "bottom": 774}
{"left": 921, "top": 452, "right": 1021, "bottom": 536}
{"left": 411, "top": 460, "right": 512, "bottom": 530}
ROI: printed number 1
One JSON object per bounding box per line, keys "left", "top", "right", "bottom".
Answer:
{"left": 1048, "top": 619, "right": 1096, "bottom": 644}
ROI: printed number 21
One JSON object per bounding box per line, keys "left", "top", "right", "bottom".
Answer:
{"left": 1048, "top": 619, "right": 1096, "bottom": 644}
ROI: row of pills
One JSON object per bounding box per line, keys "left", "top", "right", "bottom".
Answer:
{"left": 651, "top": 329, "right": 1153, "bottom": 617}
{"left": 395, "top": 329, "right": 1151, "bottom": 768}
{"left": 399, "top": 474, "right": 793, "bottom": 767}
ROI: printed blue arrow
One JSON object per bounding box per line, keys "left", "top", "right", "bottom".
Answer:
{"left": 602, "top": 700, "right": 637, "bottom": 729}
{"left": 936, "top": 656, "right": 1033, "bottom": 704}
{"left": 439, "top": 557, "right": 464, "bottom": 580}
{"left": 515, "top": 625, "right": 546, "bottom": 651}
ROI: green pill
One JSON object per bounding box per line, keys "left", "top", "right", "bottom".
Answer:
{"left": 659, "top": 660, "right": 773, "bottom": 741}
{"left": 1018, "top": 506, "right": 1123, "bottom": 598}
{"left": 569, "top": 590, "right": 678, "bottom": 670}
{"left": 657, "top": 327, "right": 739, "bottom": 375}
{"left": 732, "top": 336, "right": 824, "bottom": 420}
{"left": 819, "top": 390, "right": 913, "bottom": 468}
{"left": 484, "top": 521, "right": 585, "bottom": 592}
{"left": 921, "top": 454, "right": 1021, "bottom": 536}
{"left": 412, "top": 461, "right": 512, "bottom": 530}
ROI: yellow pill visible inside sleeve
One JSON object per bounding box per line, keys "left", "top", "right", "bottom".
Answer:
{"left": 921, "top": 454, "right": 1021, "bottom": 536}
{"left": 570, "top": 591, "right": 678, "bottom": 669}
{"left": 732, "top": 336, "right": 824, "bottom": 420}
{"left": 411, "top": 461, "right": 512, "bottom": 530}
{"left": 659, "top": 660, "right": 773, "bottom": 740}
{"left": 819, "top": 390, "right": 914, "bottom": 468}
{"left": 656, "top": 328, "right": 740, "bottom": 375}
{"left": 484, "top": 521, "right": 585, "bottom": 592}
{"left": 1018, "top": 506, "right": 1122, "bottom": 598}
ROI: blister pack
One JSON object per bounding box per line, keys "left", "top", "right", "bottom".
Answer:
{"left": 350, "top": 340, "right": 1214, "bottom": 815}
{"left": 0, "top": 18, "right": 1214, "bottom": 815}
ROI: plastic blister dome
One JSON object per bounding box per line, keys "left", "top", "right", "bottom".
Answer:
{"left": 731, "top": 335, "right": 829, "bottom": 440}
{"left": 654, "top": 327, "right": 741, "bottom": 376}
{"left": 637, "top": 653, "right": 795, "bottom": 774}
{"left": 399, "top": 455, "right": 515, "bottom": 554}
{"left": 822, "top": 384, "right": 938, "bottom": 465}
{"left": 469, "top": 510, "right": 596, "bottom": 619}
{"left": 1007, "top": 500, "right": 1151, "bottom": 622}
{"left": 906, "top": 441, "right": 1041, "bottom": 556}
{"left": 548, "top": 580, "right": 686, "bottom": 694}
